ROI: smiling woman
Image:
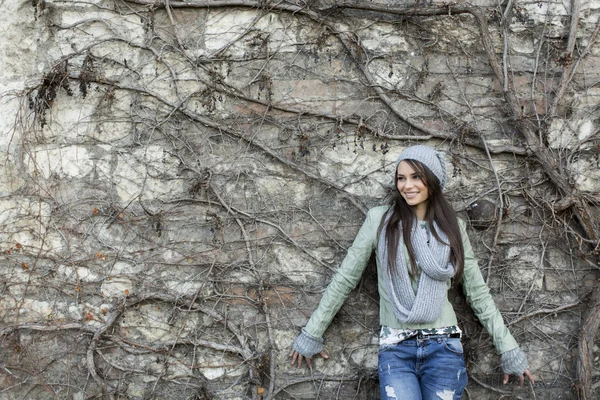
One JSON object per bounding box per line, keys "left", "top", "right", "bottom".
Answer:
{"left": 290, "top": 145, "right": 534, "bottom": 400}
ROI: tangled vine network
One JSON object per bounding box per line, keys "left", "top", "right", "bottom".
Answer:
{"left": 1, "top": 0, "right": 600, "bottom": 399}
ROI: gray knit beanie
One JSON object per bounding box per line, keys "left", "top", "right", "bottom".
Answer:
{"left": 395, "top": 145, "right": 447, "bottom": 189}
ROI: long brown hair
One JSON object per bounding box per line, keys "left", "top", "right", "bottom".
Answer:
{"left": 378, "top": 159, "right": 464, "bottom": 281}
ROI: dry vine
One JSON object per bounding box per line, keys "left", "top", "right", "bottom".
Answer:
{"left": 1, "top": 1, "right": 599, "bottom": 399}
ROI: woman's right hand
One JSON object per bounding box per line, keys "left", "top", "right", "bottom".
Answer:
{"left": 290, "top": 349, "right": 329, "bottom": 368}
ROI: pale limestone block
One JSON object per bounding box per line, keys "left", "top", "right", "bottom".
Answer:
{"left": 505, "top": 244, "right": 543, "bottom": 265}
{"left": 572, "top": 156, "right": 600, "bottom": 192}
{"left": 254, "top": 13, "right": 298, "bottom": 54}
{"left": 549, "top": 119, "right": 577, "bottom": 149}
{"left": 43, "top": 93, "right": 98, "bottom": 142}
{"left": 317, "top": 148, "right": 388, "bottom": 184}
{"left": 95, "top": 119, "right": 134, "bottom": 143}
{"left": 119, "top": 308, "right": 171, "bottom": 340}
{"left": 0, "top": 2, "right": 47, "bottom": 81}
{"left": 314, "top": 350, "right": 350, "bottom": 375}
{"left": 40, "top": 231, "right": 69, "bottom": 254}
{"left": 99, "top": 146, "right": 183, "bottom": 202}
{"left": 252, "top": 176, "right": 311, "bottom": 205}
{"left": 349, "top": 346, "right": 378, "bottom": 369}
{"left": 0, "top": 158, "right": 26, "bottom": 198}
{"left": 57, "top": 265, "right": 101, "bottom": 283}
{"left": 60, "top": 11, "right": 145, "bottom": 44}
{"left": 202, "top": 367, "right": 226, "bottom": 380}
{"left": 137, "top": 63, "right": 181, "bottom": 103}
{"left": 345, "top": 174, "right": 388, "bottom": 198}
{"left": 270, "top": 245, "right": 331, "bottom": 284}
{"left": 192, "top": 350, "right": 246, "bottom": 380}
{"left": 359, "top": 24, "right": 410, "bottom": 54}
{"left": 0, "top": 298, "right": 83, "bottom": 323}
{"left": 0, "top": 84, "right": 25, "bottom": 146}
{"left": 72, "top": 392, "right": 85, "bottom": 400}
{"left": 25, "top": 145, "right": 94, "bottom": 179}
{"left": 162, "top": 249, "right": 186, "bottom": 264}
{"left": 124, "top": 376, "right": 154, "bottom": 398}
{"left": 0, "top": 198, "right": 51, "bottom": 247}
{"left": 229, "top": 270, "right": 260, "bottom": 284}
{"left": 0, "top": 0, "right": 34, "bottom": 35}
{"left": 271, "top": 79, "right": 331, "bottom": 102}
{"left": 111, "top": 261, "right": 144, "bottom": 275}
{"left": 524, "top": 1, "right": 570, "bottom": 19}
{"left": 161, "top": 277, "right": 211, "bottom": 297}
{"left": 369, "top": 58, "right": 411, "bottom": 91}
{"left": 119, "top": 305, "right": 203, "bottom": 342}
{"left": 0, "top": 264, "right": 25, "bottom": 283}
{"left": 509, "top": 35, "right": 536, "bottom": 53}
{"left": 508, "top": 266, "right": 543, "bottom": 289}
{"left": 533, "top": 314, "right": 579, "bottom": 335}
{"left": 205, "top": 10, "right": 259, "bottom": 54}
{"left": 581, "top": 13, "right": 600, "bottom": 29}
{"left": 4, "top": 266, "right": 30, "bottom": 297}
{"left": 22, "top": 300, "right": 54, "bottom": 320}
{"left": 101, "top": 276, "right": 133, "bottom": 297}
{"left": 54, "top": 29, "right": 82, "bottom": 55}
{"left": 91, "top": 41, "right": 146, "bottom": 72}
{"left": 60, "top": 11, "right": 113, "bottom": 37}
{"left": 472, "top": 351, "right": 497, "bottom": 375}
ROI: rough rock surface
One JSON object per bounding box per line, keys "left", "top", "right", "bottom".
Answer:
{"left": 1, "top": 1, "right": 599, "bottom": 399}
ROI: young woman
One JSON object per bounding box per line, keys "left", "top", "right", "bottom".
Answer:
{"left": 290, "top": 145, "right": 534, "bottom": 399}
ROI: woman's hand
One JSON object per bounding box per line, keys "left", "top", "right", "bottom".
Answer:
{"left": 503, "top": 368, "right": 534, "bottom": 387}
{"left": 289, "top": 349, "right": 329, "bottom": 368}
{"left": 500, "top": 347, "right": 533, "bottom": 387}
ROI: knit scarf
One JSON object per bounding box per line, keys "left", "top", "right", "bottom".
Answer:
{"left": 378, "top": 211, "right": 456, "bottom": 324}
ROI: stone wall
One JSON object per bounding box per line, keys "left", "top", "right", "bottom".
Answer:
{"left": 1, "top": 0, "right": 599, "bottom": 399}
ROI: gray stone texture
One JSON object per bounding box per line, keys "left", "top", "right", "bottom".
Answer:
{"left": 0, "top": 1, "right": 599, "bottom": 399}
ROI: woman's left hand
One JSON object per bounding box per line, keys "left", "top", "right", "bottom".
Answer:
{"left": 503, "top": 368, "right": 534, "bottom": 387}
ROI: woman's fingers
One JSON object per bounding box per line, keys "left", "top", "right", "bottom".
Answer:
{"left": 503, "top": 369, "right": 534, "bottom": 387}
{"left": 290, "top": 350, "right": 305, "bottom": 368}
{"left": 290, "top": 350, "right": 303, "bottom": 367}
{"left": 524, "top": 369, "right": 534, "bottom": 384}
{"left": 290, "top": 348, "right": 329, "bottom": 368}
{"left": 290, "top": 350, "right": 298, "bottom": 366}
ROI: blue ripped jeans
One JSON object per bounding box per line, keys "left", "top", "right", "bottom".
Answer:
{"left": 378, "top": 337, "right": 468, "bottom": 400}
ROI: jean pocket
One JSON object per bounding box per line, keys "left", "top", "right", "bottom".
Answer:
{"left": 443, "top": 338, "right": 464, "bottom": 354}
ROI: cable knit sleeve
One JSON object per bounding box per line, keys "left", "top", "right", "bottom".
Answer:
{"left": 459, "top": 219, "right": 519, "bottom": 354}
{"left": 301, "top": 207, "right": 383, "bottom": 339}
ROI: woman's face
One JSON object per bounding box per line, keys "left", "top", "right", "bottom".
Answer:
{"left": 396, "top": 160, "right": 429, "bottom": 220}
